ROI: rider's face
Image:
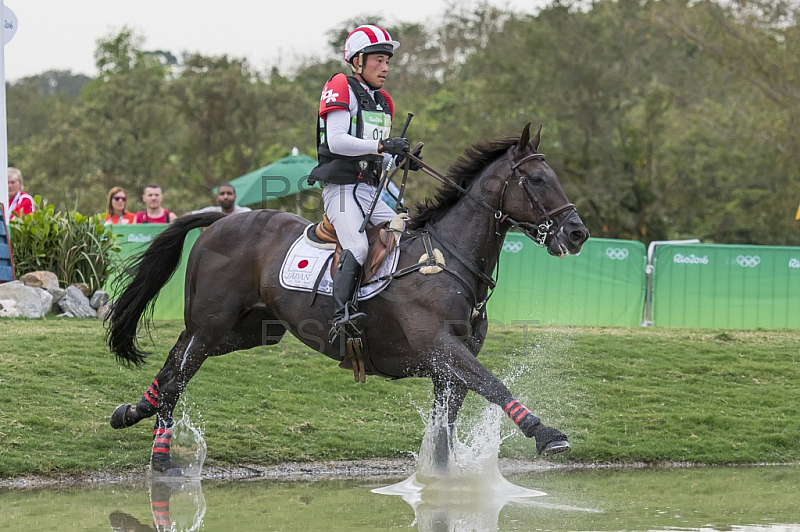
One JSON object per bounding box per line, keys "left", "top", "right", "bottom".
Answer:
{"left": 357, "top": 54, "right": 390, "bottom": 89}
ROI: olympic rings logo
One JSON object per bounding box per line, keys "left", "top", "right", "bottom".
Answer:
{"left": 605, "top": 248, "right": 629, "bottom": 260}
{"left": 503, "top": 241, "right": 524, "bottom": 253}
{"left": 736, "top": 255, "right": 761, "bottom": 268}
{"left": 789, "top": 258, "right": 800, "bottom": 269}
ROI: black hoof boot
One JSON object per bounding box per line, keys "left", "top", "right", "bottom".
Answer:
{"left": 151, "top": 454, "right": 182, "bottom": 476}
{"left": 517, "top": 413, "right": 542, "bottom": 438}
{"left": 110, "top": 404, "right": 141, "bottom": 429}
{"left": 534, "top": 426, "right": 571, "bottom": 456}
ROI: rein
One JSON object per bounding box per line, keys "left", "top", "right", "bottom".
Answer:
{"left": 388, "top": 145, "right": 576, "bottom": 311}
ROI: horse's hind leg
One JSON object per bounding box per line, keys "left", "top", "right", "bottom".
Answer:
{"left": 147, "top": 332, "right": 212, "bottom": 474}
{"left": 110, "top": 330, "right": 209, "bottom": 473}
{"left": 110, "top": 333, "right": 190, "bottom": 431}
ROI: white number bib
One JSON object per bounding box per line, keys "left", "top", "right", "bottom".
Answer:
{"left": 359, "top": 111, "right": 392, "bottom": 141}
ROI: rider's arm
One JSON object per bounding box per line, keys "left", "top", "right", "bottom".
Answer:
{"left": 325, "top": 109, "right": 381, "bottom": 156}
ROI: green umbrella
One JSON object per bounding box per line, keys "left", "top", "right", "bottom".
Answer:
{"left": 226, "top": 153, "right": 318, "bottom": 208}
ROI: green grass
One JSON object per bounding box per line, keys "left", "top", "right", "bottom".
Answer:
{"left": 0, "top": 320, "right": 798, "bottom": 478}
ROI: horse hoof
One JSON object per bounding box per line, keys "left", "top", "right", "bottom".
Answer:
{"left": 110, "top": 404, "right": 138, "bottom": 429}
{"left": 154, "top": 467, "right": 184, "bottom": 478}
{"left": 539, "top": 440, "right": 572, "bottom": 456}
{"left": 151, "top": 454, "right": 182, "bottom": 475}
{"left": 534, "top": 425, "right": 571, "bottom": 455}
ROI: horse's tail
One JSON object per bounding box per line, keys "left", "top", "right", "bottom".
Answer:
{"left": 105, "top": 212, "right": 227, "bottom": 367}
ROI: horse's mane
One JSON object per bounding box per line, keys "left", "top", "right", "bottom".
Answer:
{"left": 407, "top": 135, "right": 519, "bottom": 230}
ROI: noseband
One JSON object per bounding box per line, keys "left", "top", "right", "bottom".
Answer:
{"left": 497, "top": 147, "right": 577, "bottom": 247}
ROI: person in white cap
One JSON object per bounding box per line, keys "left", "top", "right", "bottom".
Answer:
{"left": 308, "top": 24, "right": 421, "bottom": 346}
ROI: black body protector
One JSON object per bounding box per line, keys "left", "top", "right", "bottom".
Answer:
{"left": 308, "top": 76, "right": 392, "bottom": 186}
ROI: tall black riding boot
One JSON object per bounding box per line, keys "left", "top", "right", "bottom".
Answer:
{"left": 329, "top": 249, "right": 367, "bottom": 346}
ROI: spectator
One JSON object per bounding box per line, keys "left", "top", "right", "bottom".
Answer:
{"left": 134, "top": 184, "right": 177, "bottom": 224}
{"left": 7, "top": 167, "right": 35, "bottom": 220}
{"left": 190, "top": 183, "right": 251, "bottom": 215}
{"left": 103, "top": 186, "right": 137, "bottom": 225}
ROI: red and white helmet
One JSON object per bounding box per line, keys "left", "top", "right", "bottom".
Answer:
{"left": 343, "top": 25, "right": 399, "bottom": 63}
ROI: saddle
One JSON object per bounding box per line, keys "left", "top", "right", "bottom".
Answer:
{"left": 304, "top": 213, "right": 404, "bottom": 283}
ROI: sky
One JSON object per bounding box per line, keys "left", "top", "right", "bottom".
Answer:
{"left": 2, "top": 0, "right": 543, "bottom": 83}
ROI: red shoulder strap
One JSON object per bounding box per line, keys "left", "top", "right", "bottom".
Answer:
{"left": 380, "top": 90, "right": 395, "bottom": 120}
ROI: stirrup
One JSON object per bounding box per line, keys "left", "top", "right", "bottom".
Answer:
{"left": 329, "top": 305, "right": 367, "bottom": 345}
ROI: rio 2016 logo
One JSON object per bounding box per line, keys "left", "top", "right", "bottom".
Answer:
{"left": 789, "top": 258, "right": 800, "bottom": 269}
{"left": 673, "top": 253, "right": 708, "bottom": 265}
{"left": 605, "top": 248, "right": 629, "bottom": 260}
{"left": 503, "top": 241, "right": 524, "bottom": 253}
{"left": 736, "top": 255, "right": 761, "bottom": 268}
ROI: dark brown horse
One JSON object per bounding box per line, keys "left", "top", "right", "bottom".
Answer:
{"left": 107, "top": 123, "right": 589, "bottom": 473}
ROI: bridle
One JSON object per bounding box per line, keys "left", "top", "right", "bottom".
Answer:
{"left": 401, "top": 145, "right": 577, "bottom": 248}
{"left": 390, "top": 144, "right": 578, "bottom": 312}
{"left": 500, "top": 146, "right": 577, "bottom": 247}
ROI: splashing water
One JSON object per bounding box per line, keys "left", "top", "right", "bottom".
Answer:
{"left": 374, "top": 400, "right": 546, "bottom": 531}
{"left": 153, "top": 401, "right": 207, "bottom": 479}
{"left": 372, "top": 333, "right": 588, "bottom": 530}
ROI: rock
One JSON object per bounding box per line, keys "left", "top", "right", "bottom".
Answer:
{"left": 71, "top": 283, "right": 93, "bottom": 298}
{"left": 90, "top": 290, "right": 110, "bottom": 309}
{"left": 34, "top": 289, "right": 54, "bottom": 317}
{"left": 57, "top": 285, "right": 97, "bottom": 318}
{"left": 46, "top": 287, "right": 66, "bottom": 314}
{"left": 0, "top": 299, "right": 21, "bottom": 318}
{"left": 96, "top": 303, "right": 112, "bottom": 321}
{"left": 19, "top": 271, "right": 60, "bottom": 291}
{"left": 0, "top": 281, "right": 50, "bottom": 318}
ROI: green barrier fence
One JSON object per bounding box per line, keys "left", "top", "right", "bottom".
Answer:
{"left": 104, "top": 225, "right": 202, "bottom": 321}
{"left": 486, "top": 233, "right": 647, "bottom": 326}
{"left": 104, "top": 225, "right": 800, "bottom": 329}
{"left": 652, "top": 243, "right": 800, "bottom": 328}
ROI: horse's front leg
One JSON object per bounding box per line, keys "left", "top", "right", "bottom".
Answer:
{"left": 427, "top": 337, "right": 571, "bottom": 456}
{"left": 430, "top": 375, "right": 468, "bottom": 471}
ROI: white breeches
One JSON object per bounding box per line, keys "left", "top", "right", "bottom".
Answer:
{"left": 322, "top": 182, "right": 396, "bottom": 265}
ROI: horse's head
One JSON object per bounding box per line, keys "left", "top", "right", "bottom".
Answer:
{"left": 499, "top": 123, "right": 589, "bottom": 257}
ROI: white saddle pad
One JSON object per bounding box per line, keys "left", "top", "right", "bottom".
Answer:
{"left": 279, "top": 225, "right": 401, "bottom": 301}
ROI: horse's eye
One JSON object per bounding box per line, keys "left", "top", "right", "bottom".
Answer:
{"left": 527, "top": 175, "right": 546, "bottom": 186}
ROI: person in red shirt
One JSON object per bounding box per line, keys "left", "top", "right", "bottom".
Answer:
{"left": 103, "top": 186, "right": 137, "bottom": 225}
{"left": 7, "top": 167, "right": 35, "bottom": 220}
{"left": 134, "top": 184, "right": 177, "bottom": 224}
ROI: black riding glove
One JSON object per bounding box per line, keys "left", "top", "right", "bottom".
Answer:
{"left": 379, "top": 137, "right": 409, "bottom": 156}
{"left": 396, "top": 147, "right": 423, "bottom": 171}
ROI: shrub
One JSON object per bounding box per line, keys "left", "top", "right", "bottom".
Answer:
{"left": 8, "top": 197, "right": 120, "bottom": 292}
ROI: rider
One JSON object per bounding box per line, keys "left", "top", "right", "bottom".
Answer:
{"left": 308, "top": 24, "right": 420, "bottom": 346}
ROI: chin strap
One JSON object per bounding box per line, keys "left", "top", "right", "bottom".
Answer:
{"left": 350, "top": 53, "right": 364, "bottom": 74}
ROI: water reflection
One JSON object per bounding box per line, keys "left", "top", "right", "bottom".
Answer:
{"left": 373, "top": 404, "right": 598, "bottom": 531}
{"left": 1, "top": 466, "right": 798, "bottom": 531}
{"left": 108, "top": 479, "right": 205, "bottom": 532}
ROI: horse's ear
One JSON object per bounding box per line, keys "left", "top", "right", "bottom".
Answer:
{"left": 531, "top": 125, "right": 542, "bottom": 152}
{"left": 517, "top": 122, "right": 531, "bottom": 152}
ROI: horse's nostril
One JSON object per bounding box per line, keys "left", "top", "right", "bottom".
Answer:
{"left": 570, "top": 229, "right": 588, "bottom": 243}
